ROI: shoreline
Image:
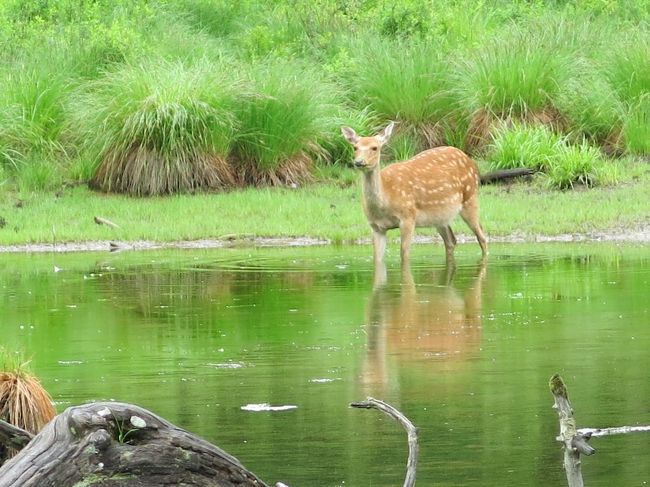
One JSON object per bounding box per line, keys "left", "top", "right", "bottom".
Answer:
{"left": 1, "top": 230, "right": 648, "bottom": 253}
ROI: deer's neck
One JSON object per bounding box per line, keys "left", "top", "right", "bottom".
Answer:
{"left": 362, "top": 166, "right": 385, "bottom": 207}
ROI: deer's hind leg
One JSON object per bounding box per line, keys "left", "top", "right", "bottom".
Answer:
{"left": 460, "top": 196, "right": 488, "bottom": 256}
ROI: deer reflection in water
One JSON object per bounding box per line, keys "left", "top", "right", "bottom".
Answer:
{"left": 361, "top": 259, "right": 487, "bottom": 390}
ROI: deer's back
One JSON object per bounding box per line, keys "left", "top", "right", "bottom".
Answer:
{"left": 380, "top": 147, "right": 480, "bottom": 224}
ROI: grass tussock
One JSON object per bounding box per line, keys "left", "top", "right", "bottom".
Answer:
{"left": 0, "top": 349, "right": 55, "bottom": 456}
{"left": 73, "top": 60, "right": 239, "bottom": 196}
{"left": 487, "top": 123, "right": 563, "bottom": 171}
{"left": 232, "top": 61, "right": 342, "bottom": 186}
{"left": 345, "top": 38, "right": 456, "bottom": 147}
{"left": 487, "top": 123, "right": 617, "bottom": 189}
{"left": 623, "top": 97, "right": 650, "bottom": 155}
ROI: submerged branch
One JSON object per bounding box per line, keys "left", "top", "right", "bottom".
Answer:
{"left": 578, "top": 425, "right": 650, "bottom": 437}
{"left": 549, "top": 374, "right": 592, "bottom": 487}
{"left": 351, "top": 397, "right": 419, "bottom": 487}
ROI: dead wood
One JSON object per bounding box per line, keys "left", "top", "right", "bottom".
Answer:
{"left": 0, "top": 402, "right": 268, "bottom": 487}
{"left": 351, "top": 397, "right": 419, "bottom": 487}
{"left": 480, "top": 168, "right": 535, "bottom": 184}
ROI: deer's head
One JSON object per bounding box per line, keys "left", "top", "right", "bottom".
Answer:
{"left": 341, "top": 122, "right": 395, "bottom": 171}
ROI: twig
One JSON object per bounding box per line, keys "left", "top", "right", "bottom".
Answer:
{"left": 94, "top": 216, "right": 120, "bottom": 229}
{"left": 351, "top": 397, "right": 419, "bottom": 487}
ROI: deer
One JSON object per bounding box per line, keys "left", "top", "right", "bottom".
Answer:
{"left": 342, "top": 122, "right": 487, "bottom": 264}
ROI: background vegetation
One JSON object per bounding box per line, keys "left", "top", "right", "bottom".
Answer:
{"left": 0, "top": 0, "right": 648, "bottom": 195}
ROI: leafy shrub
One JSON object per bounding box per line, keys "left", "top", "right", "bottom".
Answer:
{"left": 72, "top": 59, "right": 240, "bottom": 195}
{"left": 378, "top": 1, "right": 430, "bottom": 38}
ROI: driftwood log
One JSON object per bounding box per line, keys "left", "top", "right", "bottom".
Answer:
{"left": 0, "top": 402, "right": 268, "bottom": 487}
{"left": 480, "top": 168, "right": 535, "bottom": 184}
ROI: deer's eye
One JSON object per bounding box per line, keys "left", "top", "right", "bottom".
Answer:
{"left": 371, "top": 146, "right": 378, "bottom": 151}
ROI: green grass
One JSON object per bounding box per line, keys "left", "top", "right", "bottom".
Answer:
{"left": 623, "top": 97, "right": 650, "bottom": 155}
{"left": 486, "top": 123, "right": 563, "bottom": 171}
{"left": 544, "top": 142, "right": 609, "bottom": 189}
{"left": 457, "top": 23, "right": 574, "bottom": 118}
{"left": 345, "top": 38, "right": 455, "bottom": 131}
{"left": 1, "top": 162, "right": 647, "bottom": 247}
{"left": 232, "top": 60, "right": 343, "bottom": 184}
{"left": 605, "top": 35, "right": 650, "bottom": 105}
{"left": 71, "top": 59, "right": 240, "bottom": 195}
{"left": 0, "top": 0, "right": 649, "bottom": 214}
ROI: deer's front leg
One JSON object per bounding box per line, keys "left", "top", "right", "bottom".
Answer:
{"left": 371, "top": 227, "right": 387, "bottom": 265}
{"left": 399, "top": 218, "right": 415, "bottom": 265}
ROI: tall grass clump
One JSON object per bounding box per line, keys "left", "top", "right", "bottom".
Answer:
{"left": 457, "top": 23, "right": 574, "bottom": 147}
{"left": 487, "top": 123, "right": 563, "bottom": 171}
{"left": 558, "top": 62, "right": 623, "bottom": 147}
{"left": 0, "top": 349, "right": 55, "bottom": 460}
{"left": 600, "top": 32, "right": 650, "bottom": 155}
{"left": 545, "top": 142, "right": 611, "bottom": 189}
{"left": 232, "top": 60, "right": 343, "bottom": 186}
{"left": 623, "top": 96, "right": 650, "bottom": 155}
{"left": 605, "top": 36, "right": 650, "bottom": 105}
{"left": 344, "top": 37, "right": 456, "bottom": 147}
{"left": 488, "top": 123, "right": 614, "bottom": 189}
{"left": 0, "top": 63, "right": 72, "bottom": 191}
{"left": 72, "top": 60, "right": 240, "bottom": 196}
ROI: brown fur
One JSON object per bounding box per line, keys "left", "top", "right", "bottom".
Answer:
{"left": 342, "top": 122, "right": 487, "bottom": 264}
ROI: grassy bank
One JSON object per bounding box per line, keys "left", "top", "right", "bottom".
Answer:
{"left": 1, "top": 163, "right": 648, "bottom": 247}
{"left": 0, "top": 0, "right": 648, "bottom": 248}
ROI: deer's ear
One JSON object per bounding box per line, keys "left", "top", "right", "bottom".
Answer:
{"left": 377, "top": 121, "right": 395, "bottom": 144}
{"left": 341, "top": 126, "right": 359, "bottom": 144}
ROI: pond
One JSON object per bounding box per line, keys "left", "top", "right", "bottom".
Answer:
{"left": 1, "top": 243, "right": 649, "bottom": 486}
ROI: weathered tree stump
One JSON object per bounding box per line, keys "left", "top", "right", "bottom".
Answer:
{"left": 0, "top": 402, "right": 268, "bottom": 487}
